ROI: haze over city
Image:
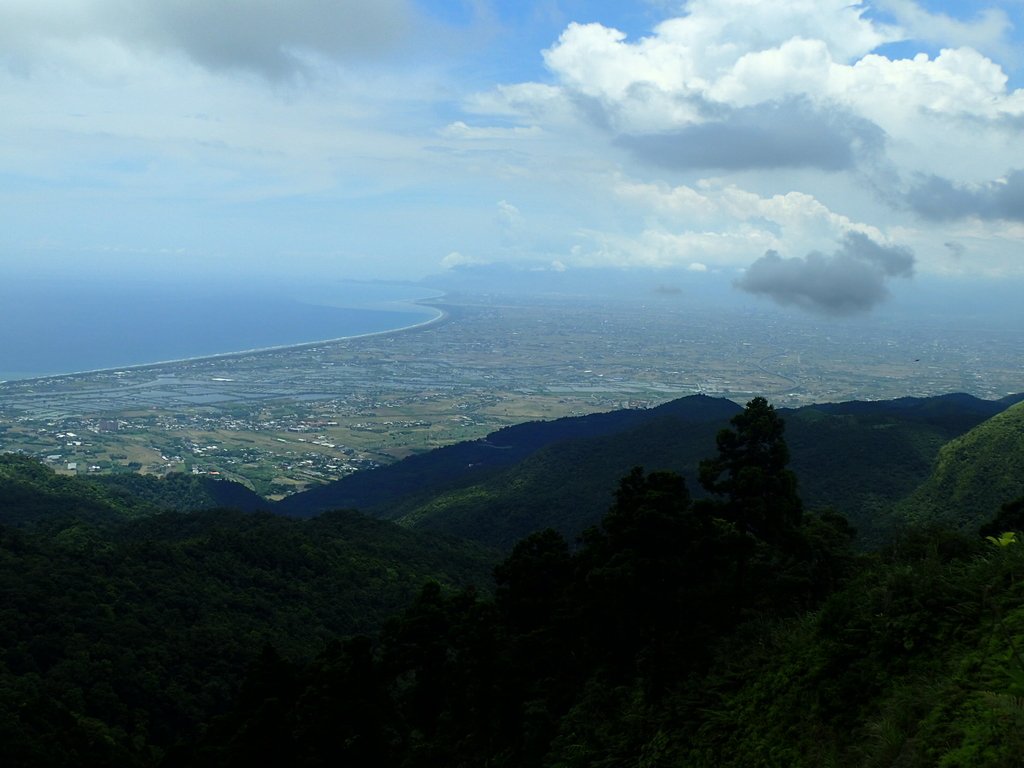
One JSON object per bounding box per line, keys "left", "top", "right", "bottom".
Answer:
{"left": 1, "top": 0, "right": 1022, "bottom": 320}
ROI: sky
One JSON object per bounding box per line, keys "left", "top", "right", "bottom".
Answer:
{"left": 2, "top": 0, "right": 1023, "bottom": 315}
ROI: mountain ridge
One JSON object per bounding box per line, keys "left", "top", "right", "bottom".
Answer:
{"left": 275, "top": 393, "right": 743, "bottom": 519}
{"left": 277, "top": 390, "right": 1022, "bottom": 549}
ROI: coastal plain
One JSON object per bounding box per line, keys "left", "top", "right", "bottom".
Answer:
{"left": 0, "top": 292, "right": 1020, "bottom": 498}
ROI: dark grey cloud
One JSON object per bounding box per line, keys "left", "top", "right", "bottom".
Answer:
{"left": 0, "top": 0, "right": 419, "bottom": 79}
{"left": 907, "top": 169, "right": 1024, "bottom": 222}
{"left": 736, "top": 232, "right": 914, "bottom": 315}
{"left": 143, "top": 0, "right": 419, "bottom": 77}
{"left": 615, "top": 98, "right": 885, "bottom": 172}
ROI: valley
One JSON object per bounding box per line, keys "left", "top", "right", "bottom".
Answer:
{"left": 1, "top": 292, "right": 1019, "bottom": 497}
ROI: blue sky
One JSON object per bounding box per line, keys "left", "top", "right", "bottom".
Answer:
{"left": 1, "top": 0, "right": 1023, "bottom": 315}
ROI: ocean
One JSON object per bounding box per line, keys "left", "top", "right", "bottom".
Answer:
{"left": 0, "top": 278, "right": 440, "bottom": 381}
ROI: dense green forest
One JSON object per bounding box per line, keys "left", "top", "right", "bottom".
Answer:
{"left": 0, "top": 455, "right": 493, "bottom": 765}
{"left": 2, "top": 395, "right": 1024, "bottom": 765}
{"left": 284, "top": 392, "right": 1020, "bottom": 550}
{"left": 897, "top": 400, "right": 1024, "bottom": 529}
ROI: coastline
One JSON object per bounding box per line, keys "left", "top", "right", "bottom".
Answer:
{"left": 0, "top": 295, "right": 450, "bottom": 386}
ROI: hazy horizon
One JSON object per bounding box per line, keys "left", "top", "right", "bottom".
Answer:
{"left": 1, "top": 267, "right": 1020, "bottom": 388}
{"left": 2, "top": 0, "right": 1023, "bottom": 325}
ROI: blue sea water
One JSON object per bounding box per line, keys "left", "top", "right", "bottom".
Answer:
{"left": 0, "top": 278, "right": 440, "bottom": 381}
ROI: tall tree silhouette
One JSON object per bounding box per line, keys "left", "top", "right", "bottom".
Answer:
{"left": 699, "top": 396, "right": 803, "bottom": 545}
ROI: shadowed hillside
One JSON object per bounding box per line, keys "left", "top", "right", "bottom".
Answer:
{"left": 275, "top": 394, "right": 743, "bottom": 520}
{"left": 277, "top": 392, "right": 1019, "bottom": 549}
{"left": 0, "top": 458, "right": 495, "bottom": 765}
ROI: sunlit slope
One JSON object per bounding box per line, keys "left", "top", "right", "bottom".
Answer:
{"left": 0, "top": 453, "right": 268, "bottom": 529}
{"left": 899, "top": 400, "right": 1024, "bottom": 530}
{"left": 784, "top": 393, "right": 1021, "bottom": 544}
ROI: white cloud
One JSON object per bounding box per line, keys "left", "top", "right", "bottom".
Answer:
{"left": 441, "top": 121, "right": 543, "bottom": 140}
{"left": 837, "top": 48, "right": 1023, "bottom": 123}
{"left": 614, "top": 178, "right": 720, "bottom": 221}
{"left": 874, "top": 0, "right": 1017, "bottom": 64}
{"left": 708, "top": 37, "right": 834, "bottom": 106}
{"left": 608, "top": 178, "right": 886, "bottom": 266}
{"left": 571, "top": 227, "right": 779, "bottom": 269}
{"left": 460, "top": 0, "right": 1024, "bottom": 281}
{"left": 494, "top": 0, "right": 1024, "bottom": 167}
{"left": 497, "top": 200, "right": 524, "bottom": 228}
{"left": 0, "top": 13, "right": 455, "bottom": 202}
{"left": 441, "top": 251, "right": 487, "bottom": 269}
{"left": 465, "top": 83, "right": 578, "bottom": 126}
{"left": 543, "top": 0, "right": 893, "bottom": 105}
{"left": 536, "top": 0, "right": 897, "bottom": 131}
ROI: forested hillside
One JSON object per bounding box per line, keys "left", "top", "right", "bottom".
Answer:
{"left": 178, "top": 398, "right": 1024, "bottom": 767}
{"left": 0, "top": 467, "right": 493, "bottom": 765}
{"left": 292, "top": 392, "right": 1018, "bottom": 549}
{"left": 897, "top": 400, "right": 1024, "bottom": 530}
{"left": 276, "top": 394, "right": 742, "bottom": 519}
{"left": 2, "top": 394, "right": 1024, "bottom": 766}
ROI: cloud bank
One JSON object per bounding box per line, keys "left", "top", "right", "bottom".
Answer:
{"left": 466, "top": 0, "right": 1024, "bottom": 294}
